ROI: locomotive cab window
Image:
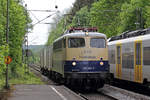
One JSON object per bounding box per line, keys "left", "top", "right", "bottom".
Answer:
{"left": 90, "top": 38, "right": 106, "bottom": 48}
{"left": 68, "top": 38, "right": 85, "bottom": 48}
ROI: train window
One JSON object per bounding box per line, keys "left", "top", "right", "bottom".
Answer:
{"left": 63, "top": 38, "right": 66, "bottom": 48}
{"left": 53, "top": 40, "right": 62, "bottom": 50}
{"left": 136, "top": 43, "right": 141, "bottom": 65}
{"left": 108, "top": 49, "right": 115, "bottom": 64}
{"left": 90, "top": 38, "right": 105, "bottom": 48}
{"left": 68, "top": 38, "right": 85, "bottom": 48}
{"left": 122, "top": 45, "right": 134, "bottom": 69}
{"left": 117, "top": 46, "right": 121, "bottom": 64}
{"left": 144, "top": 47, "right": 150, "bottom": 65}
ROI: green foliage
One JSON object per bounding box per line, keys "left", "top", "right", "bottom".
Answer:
{"left": 145, "top": 5, "right": 150, "bottom": 27}
{"left": 47, "top": 6, "right": 91, "bottom": 45}
{"left": 0, "top": 64, "right": 43, "bottom": 90}
{"left": 0, "top": 78, "right": 5, "bottom": 89}
{"left": 90, "top": 0, "right": 129, "bottom": 37}
{"left": 28, "top": 45, "right": 44, "bottom": 64}
{"left": 47, "top": 0, "right": 97, "bottom": 45}
{"left": 118, "top": 0, "right": 150, "bottom": 33}
{"left": 0, "top": 0, "right": 33, "bottom": 88}
{"left": 8, "top": 0, "right": 32, "bottom": 76}
{"left": 71, "top": 6, "right": 90, "bottom": 27}
{"left": 0, "top": 0, "right": 6, "bottom": 44}
{"left": 0, "top": 45, "right": 8, "bottom": 89}
{"left": 9, "top": 64, "right": 44, "bottom": 85}
{"left": 47, "top": 17, "right": 65, "bottom": 45}
{"left": 0, "top": 45, "right": 7, "bottom": 76}
{"left": 47, "top": 0, "right": 150, "bottom": 44}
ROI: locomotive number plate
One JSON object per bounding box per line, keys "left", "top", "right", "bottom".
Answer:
{"left": 83, "top": 67, "right": 95, "bottom": 70}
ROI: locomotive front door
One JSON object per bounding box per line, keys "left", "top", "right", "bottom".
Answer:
{"left": 134, "top": 41, "right": 143, "bottom": 83}
{"left": 116, "top": 44, "right": 122, "bottom": 79}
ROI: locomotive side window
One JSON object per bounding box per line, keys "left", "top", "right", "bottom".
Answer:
{"left": 143, "top": 47, "right": 150, "bottom": 65}
{"left": 68, "top": 38, "right": 85, "bottom": 48}
{"left": 90, "top": 38, "right": 106, "bottom": 48}
{"left": 53, "top": 40, "right": 62, "bottom": 50}
{"left": 136, "top": 43, "right": 141, "bottom": 65}
{"left": 63, "top": 38, "right": 66, "bottom": 48}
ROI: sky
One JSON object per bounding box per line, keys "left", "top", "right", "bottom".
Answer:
{"left": 23, "top": 0, "right": 75, "bottom": 45}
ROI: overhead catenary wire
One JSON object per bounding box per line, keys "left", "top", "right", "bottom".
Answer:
{"left": 22, "top": 0, "right": 59, "bottom": 26}
{"left": 29, "top": 11, "right": 40, "bottom": 22}
{"left": 38, "top": 23, "right": 56, "bottom": 24}
{"left": 28, "top": 10, "right": 57, "bottom": 12}
{"left": 33, "top": 11, "right": 59, "bottom": 26}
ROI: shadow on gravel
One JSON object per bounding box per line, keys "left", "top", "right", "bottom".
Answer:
{"left": 66, "top": 85, "right": 98, "bottom": 94}
{"left": 111, "top": 80, "right": 150, "bottom": 96}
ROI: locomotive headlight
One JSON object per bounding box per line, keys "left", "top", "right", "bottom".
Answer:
{"left": 72, "top": 62, "right": 76, "bottom": 66}
{"left": 85, "top": 32, "right": 89, "bottom": 36}
{"left": 100, "top": 61, "right": 104, "bottom": 66}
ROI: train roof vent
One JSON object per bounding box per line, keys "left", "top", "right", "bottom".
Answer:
{"left": 64, "top": 27, "right": 98, "bottom": 34}
{"left": 109, "top": 28, "right": 150, "bottom": 42}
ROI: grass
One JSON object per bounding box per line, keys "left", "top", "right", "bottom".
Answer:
{"left": 0, "top": 78, "right": 5, "bottom": 90}
{"left": 0, "top": 65, "right": 44, "bottom": 90}
{"left": 9, "top": 71, "right": 44, "bottom": 85}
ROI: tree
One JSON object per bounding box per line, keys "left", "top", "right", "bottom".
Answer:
{"left": 47, "top": 0, "right": 150, "bottom": 45}
{"left": 0, "top": 0, "right": 32, "bottom": 78}
{"left": 71, "top": 6, "right": 90, "bottom": 27}
{"left": 118, "top": 0, "right": 150, "bottom": 33}
{"left": 8, "top": 0, "right": 32, "bottom": 76}
{"left": 90, "top": 0, "right": 129, "bottom": 37}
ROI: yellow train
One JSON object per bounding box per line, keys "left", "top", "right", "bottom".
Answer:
{"left": 108, "top": 28, "right": 150, "bottom": 85}
{"left": 40, "top": 28, "right": 110, "bottom": 89}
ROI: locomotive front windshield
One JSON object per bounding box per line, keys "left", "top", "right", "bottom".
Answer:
{"left": 90, "top": 38, "right": 106, "bottom": 48}
{"left": 68, "top": 38, "right": 85, "bottom": 48}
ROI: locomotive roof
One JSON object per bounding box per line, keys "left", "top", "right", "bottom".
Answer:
{"left": 54, "top": 32, "right": 107, "bottom": 43}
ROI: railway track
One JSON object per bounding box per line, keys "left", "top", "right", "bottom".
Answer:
{"left": 76, "top": 92, "right": 116, "bottom": 100}
{"left": 29, "top": 64, "right": 59, "bottom": 85}
{"left": 74, "top": 84, "right": 150, "bottom": 100}
{"left": 29, "top": 64, "right": 150, "bottom": 100}
{"left": 29, "top": 64, "right": 41, "bottom": 72}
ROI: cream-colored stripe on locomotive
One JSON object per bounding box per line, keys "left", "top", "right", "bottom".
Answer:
{"left": 66, "top": 48, "right": 108, "bottom": 61}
